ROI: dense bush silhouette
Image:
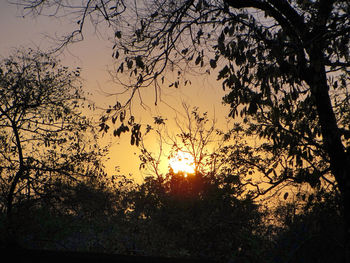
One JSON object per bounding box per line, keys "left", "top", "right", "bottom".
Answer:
{"left": 270, "top": 191, "right": 345, "bottom": 263}
{"left": 119, "top": 171, "right": 265, "bottom": 262}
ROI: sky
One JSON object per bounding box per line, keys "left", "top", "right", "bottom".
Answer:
{"left": 0, "top": 1, "right": 230, "bottom": 181}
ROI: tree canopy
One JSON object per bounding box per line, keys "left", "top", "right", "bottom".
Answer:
{"left": 16, "top": 0, "right": 350, "bottom": 258}
{"left": 0, "top": 49, "right": 107, "bottom": 219}
{"left": 18, "top": 0, "right": 349, "bottom": 188}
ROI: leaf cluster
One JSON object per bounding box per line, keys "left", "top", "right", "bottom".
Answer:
{"left": 0, "top": 49, "right": 107, "bottom": 215}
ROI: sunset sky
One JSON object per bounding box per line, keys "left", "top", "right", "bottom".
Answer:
{"left": 0, "top": 1, "right": 230, "bottom": 181}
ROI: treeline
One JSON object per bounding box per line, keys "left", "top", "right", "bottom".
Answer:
{"left": 0, "top": 171, "right": 345, "bottom": 263}
{"left": 0, "top": 50, "right": 346, "bottom": 263}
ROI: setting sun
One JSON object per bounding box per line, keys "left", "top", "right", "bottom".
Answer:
{"left": 169, "top": 151, "right": 195, "bottom": 175}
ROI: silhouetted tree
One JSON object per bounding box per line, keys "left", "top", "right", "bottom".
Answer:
{"left": 270, "top": 190, "right": 345, "bottom": 263}
{"left": 121, "top": 171, "right": 264, "bottom": 262}
{"left": 138, "top": 105, "right": 296, "bottom": 199}
{"left": 0, "top": 49, "right": 107, "bottom": 238}
{"left": 3, "top": 175, "right": 122, "bottom": 252}
{"left": 127, "top": 106, "right": 268, "bottom": 261}
{"left": 17, "top": 0, "right": 350, "bottom": 257}
{"left": 138, "top": 104, "right": 233, "bottom": 178}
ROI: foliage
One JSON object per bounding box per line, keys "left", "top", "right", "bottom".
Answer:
{"left": 0, "top": 175, "right": 121, "bottom": 252}
{"left": 269, "top": 190, "right": 345, "bottom": 263}
{"left": 138, "top": 104, "right": 229, "bottom": 177}
{"left": 120, "top": 171, "right": 265, "bottom": 262}
{"left": 138, "top": 105, "right": 307, "bottom": 199}
{"left": 1, "top": 168, "right": 345, "bottom": 263}
{"left": 0, "top": 49, "right": 107, "bottom": 220}
{"left": 129, "top": 106, "right": 273, "bottom": 260}
{"left": 19, "top": 0, "right": 350, "bottom": 200}
{"left": 13, "top": 0, "right": 350, "bottom": 259}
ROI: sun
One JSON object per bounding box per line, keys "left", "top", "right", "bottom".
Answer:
{"left": 169, "top": 151, "right": 195, "bottom": 175}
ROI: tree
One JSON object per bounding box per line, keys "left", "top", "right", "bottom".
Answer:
{"left": 270, "top": 190, "right": 345, "bottom": 263}
{"left": 137, "top": 104, "right": 230, "bottom": 178}
{"left": 127, "top": 105, "right": 268, "bottom": 260}
{"left": 0, "top": 49, "right": 107, "bottom": 227}
{"left": 122, "top": 172, "right": 265, "bottom": 262}
{"left": 17, "top": 0, "right": 350, "bottom": 257}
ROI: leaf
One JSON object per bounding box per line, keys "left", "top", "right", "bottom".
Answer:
{"left": 209, "top": 59, "right": 217, "bottom": 69}
{"left": 127, "top": 59, "right": 133, "bottom": 69}
{"left": 128, "top": 116, "right": 135, "bottom": 125}
{"left": 154, "top": 116, "right": 166, "bottom": 124}
{"left": 151, "top": 11, "right": 158, "bottom": 18}
{"left": 197, "top": 29, "right": 204, "bottom": 39}
{"left": 195, "top": 55, "right": 201, "bottom": 65}
{"left": 333, "top": 81, "right": 338, "bottom": 89}
{"left": 131, "top": 124, "right": 141, "bottom": 146}
{"left": 217, "top": 65, "right": 229, "bottom": 80}
{"left": 115, "top": 31, "right": 122, "bottom": 38}
{"left": 99, "top": 123, "right": 105, "bottom": 132}
{"left": 104, "top": 123, "right": 110, "bottom": 133}
{"left": 117, "top": 62, "right": 124, "bottom": 73}
{"left": 112, "top": 116, "right": 118, "bottom": 124}
{"left": 114, "top": 124, "right": 130, "bottom": 137}
{"left": 248, "top": 101, "right": 258, "bottom": 114}
{"left": 218, "top": 32, "right": 225, "bottom": 44}
{"left": 120, "top": 110, "right": 126, "bottom": 122}
{"left": 181, "top": 48, "right": 189, "bottom": 55}
{"left": 135, "top": 56, "right": 145, "bottom": 69}
{"left": 115, "top": 50, "right": 119, "bottom": 59}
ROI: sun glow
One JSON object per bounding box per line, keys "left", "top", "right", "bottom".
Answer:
{"left": 169, "top": 151, "right": 195, "bottom": 176}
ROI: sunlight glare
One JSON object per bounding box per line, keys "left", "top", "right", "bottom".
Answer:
{"left": 169, "top": 151, "right": 195, "bottom": 175}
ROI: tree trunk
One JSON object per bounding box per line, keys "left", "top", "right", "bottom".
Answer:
{"left": 307, "top": 48, "right": 350, "bottom": 262}
{"left": 5, "top": 122, "right": 25, "bottom": 246}
{"left": 7, "top": 122, "right": 25, "bottom": 217}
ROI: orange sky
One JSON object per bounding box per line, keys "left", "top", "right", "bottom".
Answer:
{"left": 0, "top": 1, "right": 230, "bottom": 181}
